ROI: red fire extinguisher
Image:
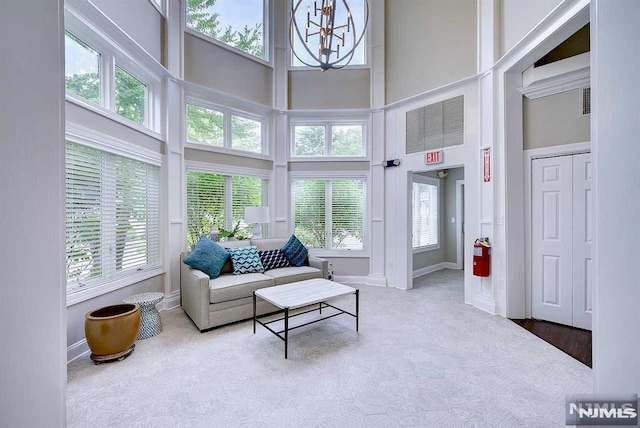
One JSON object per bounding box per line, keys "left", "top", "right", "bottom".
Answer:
{"left": 473, "top": 238, "right": 491, "bottom": 277}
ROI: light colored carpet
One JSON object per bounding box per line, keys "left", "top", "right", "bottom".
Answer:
{"left": 67, "top": 269, "right": 592, "bottom": 427}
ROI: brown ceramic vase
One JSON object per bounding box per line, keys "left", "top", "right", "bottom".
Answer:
{"left": 85, "top": 303, "right": 140, "bottom": 363}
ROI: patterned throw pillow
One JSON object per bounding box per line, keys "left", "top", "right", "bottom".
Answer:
{"left": 281, "top": 235, "right": 308, "bottom": 267}
{"left": 259, "top": 249, "right": 290, "bottom": 271}
{"left": 228, "top": 246, "right": 265, "bottom": 275}
{"left": 182, "top": 237, "right": 229, "bottom": 279}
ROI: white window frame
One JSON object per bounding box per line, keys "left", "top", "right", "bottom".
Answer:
{"left": 185, "top": 160, "right": 273, "bottom": 246}
{"left": 185, "top": 97, "right": 269, "bottom": 157}
{"left": 183, "top": 0, "right": 271, "bottom": 66}
{"left": 64, "top": 9, "right": 162, "bottom": 136}
{"left": 289, "top": 171, "right": 368, "bottom": 257}
{"left": 65, "top": 122, "right": 163, "bottom": 307}
{"left": 290, "top": 118, "right": 368, "bottom": 160}
{"left": 412, "top": 175, "right": 440, "bottom": 253}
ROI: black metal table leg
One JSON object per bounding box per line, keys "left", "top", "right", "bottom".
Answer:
{"left": 253, "top": 291, "right": 256, "bottom": 334}
{"left": 355, "top": 289, "right": 359, "bottom": 332}
{"left": 284, "top": 307, "right": 289, "bottom": 359}
{"left": 319, "top": 302, "right": 322, "bottom": 314}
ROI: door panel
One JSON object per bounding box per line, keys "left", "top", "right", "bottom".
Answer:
{"left": 531, "top": 156, "right": 573, "bottom": 326}
{"left": 572, "top": 153, "right": 592, "bottom": 330}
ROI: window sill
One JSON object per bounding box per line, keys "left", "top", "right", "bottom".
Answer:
{"left": 184, "top": 142, "right": 272, "bottom": 161}
{"left": 289, "top": 156, "right": 369, "bottom": 162}
{"left": 309, "top": 250, "right": 369, "bottom": 258}
{"left": 65, "top": 94, "right": 163, "bottom": 142}
{"left": 66, "top": 267, "right": 164, "bottom": 307}
{"left": 412, "top": 245, "right": 440, "bottom": 254}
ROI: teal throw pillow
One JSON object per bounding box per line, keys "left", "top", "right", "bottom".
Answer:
{"left": 183, "top": 237, "right": 229, "bottom": 279}
{"left": 281, "top": 235, "right": 308, "bottom": 267}
{"left": 228, "top": 246, "right": 265, "bottom": 275}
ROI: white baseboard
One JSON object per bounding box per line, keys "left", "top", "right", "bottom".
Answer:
{"left": 413, "top": 262, "right": 461, "bottom": 279}
{"left": 333, "top": 275, "right": 368, "bottom": 286}
{"left": 67, "top": 293, "right": 181, "bottom": 364}
{"left": 67, "top": 339, "right": 90, "bottom": 364}
{"left": 365, "top": 274, "right": 387, "bottom": 287}
{"left": 473, "top": 294, "right": 499, "bottom": 315}
{"left": 159, "top": 290, "right": 180, "bottom": 310}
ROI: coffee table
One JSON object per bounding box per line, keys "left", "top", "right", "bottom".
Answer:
{"left": 253, "top": 278, "right": 359, "bottom": 359}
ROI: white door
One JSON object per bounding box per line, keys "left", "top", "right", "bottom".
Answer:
{"left": 571, "top": 153, "right": 593, "bottom": 330}
{"left": 531, "top": 153, "right": 592, "bottom": 330}
{"left": 531, "top": 156, "right": 574, "bottom": 326}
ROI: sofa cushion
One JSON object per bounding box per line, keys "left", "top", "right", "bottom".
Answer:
{"left": 228, "top": 246, "right": 264, "bottom": 275}
{"left": 182, "top": 237, "right": 229, "bottom": 279}
{"left": 259, "top": 249, "right": 290, "bottom": 271}
{"left": 219, "top": 240, "right": 251, "bottom": 274}
{"left": 209, "top": 273, "right": 274, "bottom": 303}
{"left": 262, "top": 266, "right": 322, "bottom": 285}
{"left": 281, "top": 235, "right": 308, "bottom": 267}
{"left": 251, "top": 238, "right": 289, "bottom": 251}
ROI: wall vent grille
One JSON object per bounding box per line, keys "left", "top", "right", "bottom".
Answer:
{"left": 581, "top": 87, "right": 591, "bottom": 116}
{"left": 406, "top": 95, "right": 464, "bottom": 154}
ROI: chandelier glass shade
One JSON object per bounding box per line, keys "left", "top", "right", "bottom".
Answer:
{"left": 290, "top": 0, "right": 369, "bottom": 71}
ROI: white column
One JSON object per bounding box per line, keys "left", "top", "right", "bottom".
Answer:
{"left": 0, "top": 0, "right": 66, "bottom": 425}
{"left": 163, "top": 0, "right": 185, "bottom": 306}
{"left": 368, "top": 0, "right": 387, "bottom": 286}
{"left": 591, "top": 0, "right": 640, "bottom": 394}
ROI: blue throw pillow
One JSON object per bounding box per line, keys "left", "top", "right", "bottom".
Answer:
{"left": 228, "top": 246, "right": 265, "bottom": 275}
{"left": 259, "top": 249, "right": 291, "bottom": 271}
{"left": 281, "top": 235, "right": 308, "bottom": 267}
{"left": 183, "top": 237, "right": 229, "bottom": 279}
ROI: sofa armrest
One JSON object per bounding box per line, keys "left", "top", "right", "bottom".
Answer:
{"left": 180, "top": 252, "right": 210, "bottom": 331}
{"left": 308, "top": 255, "right": 328, "bottom": 279}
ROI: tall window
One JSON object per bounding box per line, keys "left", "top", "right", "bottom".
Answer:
{"left": 291, "top": 178, "right": 365, "bottom": 250}
{"left": 115, "top": 66, "right": 147, "bottom": 125}
{"left": 186, "top": 101, "right": 266, "bottom": 155}
{"left": 412, "top": 176, "right": 439, "bottom": 249}
{"left": 65, "top": 142, "right": 161, "bottom": 295}
{"left": 292, "top": 122, "right": 365, "bottom": 157}
{"left": 186, "top": 171, "right": 268, "bottom": 248}
{"left": 64, "top": 30, "right": 155, "bottom": 129}
{"left": 65, "top": 31, "right": 101, "bottom": 104}
{"left": 186, "top": 0, "right": 266, "bottom": 60}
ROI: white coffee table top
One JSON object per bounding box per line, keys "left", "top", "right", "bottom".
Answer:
{"left": 255, "top": 278, "right": 356, "bottom": 310}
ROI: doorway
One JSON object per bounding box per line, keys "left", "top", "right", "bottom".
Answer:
{"left": 530, "top": 153, "right": 592, "bottom": 330}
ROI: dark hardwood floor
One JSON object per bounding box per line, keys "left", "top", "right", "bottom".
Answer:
{"left": 510, "top": 318, "right": 592, "bottom": 368}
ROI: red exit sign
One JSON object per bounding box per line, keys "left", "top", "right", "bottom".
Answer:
{"left": 425, "top": 150, "right": 443, "bottom": 164}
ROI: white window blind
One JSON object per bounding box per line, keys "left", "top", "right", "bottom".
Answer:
{"left": 412, "top": 180, "right": 439, "bottom": 248}
{"left": 186, "top": 171, "right": 268, "bottom": 248}
{"left": 292, "top": 178, "right": 365, "bottom": 250}
{"left": 65, "top": 142, "right": 160, "bottom": 294}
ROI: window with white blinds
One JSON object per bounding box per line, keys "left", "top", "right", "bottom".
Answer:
{"left": 412, "top": 177, "right": 439, "bottom": 249}
{"left": 65, "top": 142, "right": 161, "bottom": 295}
{"left": 291, "top": 178, "right": 365, "bottom": 251}
{"left": 186, "top": 171, "right": 268, "bottom": 248}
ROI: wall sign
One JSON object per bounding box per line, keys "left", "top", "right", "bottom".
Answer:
{"left": 425, "top": 150, "right": 443, "bottom": 165}
{"left": 483, "top": 147, "right": 491, "bottom": 182}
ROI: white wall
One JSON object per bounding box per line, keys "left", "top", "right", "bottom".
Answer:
{"left": 0, "top": 0, "right": 66, "bottom": 425}
{"left": 385, "top": 0, "right": 477, "bottom": 103}
{"left": 184, "top": 33, "right": 273, "bottom": 106}
{"left": 288, "top": 69, "right": 371, "bottom": 109}
{"left": 91, "top": 0, "right": 163, "bottom": 63}
{"left": 591, "top": 0, "right": 640, "bottom": 394}
{"left": 523, "top": 89, "right": 590, "bottom": 149}
{"left": 499, "top": 0, "right": 562, "bottom": 56}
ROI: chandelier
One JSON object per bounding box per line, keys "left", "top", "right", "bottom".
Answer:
{"left": 290, "top": 0, "right": 369, "bottom": 71}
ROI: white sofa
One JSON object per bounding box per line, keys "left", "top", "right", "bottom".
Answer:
{"left": 180, "top": 237, "right": 328, "bottom": 332}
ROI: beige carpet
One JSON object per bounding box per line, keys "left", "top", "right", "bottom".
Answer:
{"left": 67, "top": 269, "right": 592, "bottom": 427}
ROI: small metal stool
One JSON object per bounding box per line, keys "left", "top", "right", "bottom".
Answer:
{"left": 123, "top": 292, "right": 164, "bottom": 340}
